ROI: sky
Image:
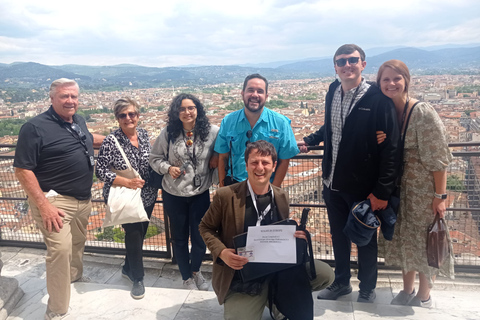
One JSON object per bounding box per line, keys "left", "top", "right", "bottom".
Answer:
{"left": 0, "top": 0, "right": 479, "bottom": 67}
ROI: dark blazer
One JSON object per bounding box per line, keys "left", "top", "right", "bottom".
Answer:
{"left": 199, "top": 180, "right": 290, "bottom": 304}
{"left": 303, "top": 80, "right": 399, "bottom": 200}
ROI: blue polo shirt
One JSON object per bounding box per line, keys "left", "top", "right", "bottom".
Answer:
{"left": 214, "top": 107, "right": 299, "bottom": 182}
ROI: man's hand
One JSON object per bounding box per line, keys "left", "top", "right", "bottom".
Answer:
{"left": 294, "top": 230, "right": 307, "bottom": 241}
{"left": 219, "top": 248, "right": 249, "bottom": 270}
{"left": 297, "top": 140, "right": 309, "bottom": 153}
{"left": 367, "top": 193, "right": 388, "bottom": 211}
{"left": 38, "top": 201, "right": 65, "bottom": 233}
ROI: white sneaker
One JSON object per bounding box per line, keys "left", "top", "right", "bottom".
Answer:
{"left": 408, "top": 295, "right": 434, "bottom": 308}
{"left": 193, "top": 271, "right": 209, "bottom": 291}
{"left": 183, "top": 278, "right": 198, "bottom": 290}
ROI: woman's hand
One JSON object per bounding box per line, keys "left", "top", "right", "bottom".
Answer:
{"left": 168, "top": 166, "right": 182, "bottom": 179}
{"left": 209, "top": 153, "right": 219, "bottom": 169}
{"left": 127, "top": 178, "right": 145, "bottom": 189}
{"left": 432, "top": 197, "right": 446, "bottom": 218}
{"left": 376, "top": 131, "right": 386, "bottom": 144}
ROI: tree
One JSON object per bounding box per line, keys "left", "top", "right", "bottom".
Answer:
{"left": 447, "top": 175, "right": 465, "bottom": 192}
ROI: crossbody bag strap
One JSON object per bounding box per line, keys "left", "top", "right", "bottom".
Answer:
{"left": 398, "top": 101, "right": 420, "bottom": 179}
{"left": 401, "top": 101, "right": 420, "bottom": 144}
{"left": 112, "top": 135, "right": 140, "bottom": 178}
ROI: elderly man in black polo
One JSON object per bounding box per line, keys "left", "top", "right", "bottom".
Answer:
{"left": 14, "top": 78, "right": 104, "bottom": 320}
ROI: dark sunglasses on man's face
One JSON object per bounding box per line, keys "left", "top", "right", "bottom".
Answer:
{"left": 335, "top": 57, "right": 360, "bottom": 67}
{"left": 118, "top": 112, "right": 137, "bottom": 119}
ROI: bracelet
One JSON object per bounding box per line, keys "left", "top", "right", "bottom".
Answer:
{"left": 434, "top": 192, "right": 447, "bottom": 200}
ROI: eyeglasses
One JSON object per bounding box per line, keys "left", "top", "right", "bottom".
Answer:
{"left": 245, "top": 130, "right": 253, "bottom": 147}
{"left": 70, "top": 123, "right": 86, "bottom": 141}
{"left": 118, "top": 112, "right": 137, "bottom": 119}
{"left": 335, "top": 57, "right": 360, "bottom": 67}
{"left": 179, "top": 106, "right": 196, "bottom": 113}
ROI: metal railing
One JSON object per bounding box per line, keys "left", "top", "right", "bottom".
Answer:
{"left": 1, "top": 143, "right": 480, "bottom": 271}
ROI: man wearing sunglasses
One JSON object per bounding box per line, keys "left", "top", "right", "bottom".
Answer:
{"left": 298, "top": 44, "right": 399, "bottom": 303}
{"left": 14, "top": 78, "right": 104, "bottom": 320}
{"left": 215, "top": 73, "right": 299, "bottom": 188}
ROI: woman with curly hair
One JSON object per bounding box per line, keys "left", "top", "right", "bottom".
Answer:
{"left": 150, "top": 93, "right": 219, "bottom": 290}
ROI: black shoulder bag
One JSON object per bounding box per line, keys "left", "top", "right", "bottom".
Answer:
{"left": 268, "top": 208, "right": 316, "bottom": 320}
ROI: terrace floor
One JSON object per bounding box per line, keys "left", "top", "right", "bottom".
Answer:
{"left": 2, "top": 246, "right": 480, "bottom": 320}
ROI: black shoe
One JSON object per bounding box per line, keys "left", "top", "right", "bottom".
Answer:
{"left": 131, "top": 280, "right": 145, "bottom": 299}
{"left": 317, "top": 281, "right": 352, "bottom": 300}
{"left": 122, "top": 267, "right": 134, "bottom": 283}
{"left": 357, "top": 289, "right": 376, "bottom": 303}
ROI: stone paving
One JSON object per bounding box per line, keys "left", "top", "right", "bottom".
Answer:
{"left": 2, "top": 246, "right": 480, "bottom": 320}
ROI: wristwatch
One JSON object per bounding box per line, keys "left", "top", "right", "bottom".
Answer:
{"left": 434, "top": 192, "right": 447, "bottom": 200}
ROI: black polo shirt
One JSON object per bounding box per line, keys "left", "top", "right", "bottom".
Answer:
{"left": 14, "top": 106, "right": 94, "bottom": 200}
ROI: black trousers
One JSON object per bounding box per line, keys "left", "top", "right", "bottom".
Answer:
{"left": 322, "top": 186, "right": 378, "bottom": 291}
{"left": 122, "top": 202, "right": 155, "bottom": 281}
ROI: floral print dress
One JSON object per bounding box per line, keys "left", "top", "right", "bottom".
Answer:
{"left": 384, "top": 102, "right": 454, "bottom": 286}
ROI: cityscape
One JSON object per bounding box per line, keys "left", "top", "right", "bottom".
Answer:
{"left": 1, "top": 72, "right": 480, "bottom": 265}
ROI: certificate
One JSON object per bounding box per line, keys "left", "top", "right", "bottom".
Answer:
{"left": 243, "top": 225, "right": 297, "bottom": 263}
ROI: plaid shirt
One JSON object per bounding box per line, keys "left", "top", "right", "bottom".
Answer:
{"left": 323, "top": 78, "right": 370, "bottom": 188}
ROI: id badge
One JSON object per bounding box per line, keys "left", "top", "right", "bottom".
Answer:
{"left": 89, "top": 155, "right": 95, "bottom": 167}
{"left": 194, "top": 174, "right": 201, "bottom": 187}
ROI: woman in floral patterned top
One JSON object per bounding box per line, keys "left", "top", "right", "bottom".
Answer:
{"left": 377, "top": 60, "right": 454, "bottom": 308}
{"left": 96, "top": 97, "right": 158, "bottom": 300}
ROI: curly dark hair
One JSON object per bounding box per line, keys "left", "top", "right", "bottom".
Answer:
{"left": 166, "top": 93, "right": 211, "bottom": 142}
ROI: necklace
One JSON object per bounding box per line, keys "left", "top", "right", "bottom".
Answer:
{"left": 185, "top": 130, "right": 193, "bottom": 147}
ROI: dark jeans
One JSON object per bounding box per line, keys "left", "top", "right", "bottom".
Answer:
{"left": 322, "top": 186, "right": 378, "bottom": 291}
{"left": 162, "top": 190, "right": 210, "bottom": 280}
{"left": 122, "top": 202, "right": 155, "bottom": 281}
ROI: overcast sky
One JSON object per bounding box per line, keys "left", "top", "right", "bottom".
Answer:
{"left": 0, "top": 0, "right": 478, "bottom": 67}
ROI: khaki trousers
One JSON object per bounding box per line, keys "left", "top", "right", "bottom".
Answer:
{"left": 223, "top": 259, "right": 334, "bottom": 320}
{"left": 29, "top": 194, "right": 91, "bottom": 314}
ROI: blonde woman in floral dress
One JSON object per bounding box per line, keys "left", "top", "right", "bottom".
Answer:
{"left": 377, "top": 60, "right": 454, "bottom": 308}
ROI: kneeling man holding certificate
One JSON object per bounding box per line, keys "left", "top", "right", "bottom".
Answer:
{"left": 200, "top": 140, "right": 334, "bottom": 320}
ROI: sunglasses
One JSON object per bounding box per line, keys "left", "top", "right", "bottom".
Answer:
{"left": 245, "top": 130, "right": 252, "bottom": 147}
{"left": 335, "top": 57, "right": 360, "bottom": 67}
{"left": 179, "top": 106, "right": 196, "bottom": 113}
{"left": 70, "top": 123, "right": 86, "bottom": 141}
{"left": 118, "top": 112, "right": 137, "bottom": 119}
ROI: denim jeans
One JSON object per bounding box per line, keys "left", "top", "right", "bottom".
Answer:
{"left": 122, "top": 202, "right": 155, "bottom": 281}
{"left": 162, "top": 190, "right": 210, "bottom": 280}
{"left": 322, "top": 186, "right": 378, "bottom": 291}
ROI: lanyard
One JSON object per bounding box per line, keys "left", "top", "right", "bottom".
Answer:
{"left": 49, "top": 109, "right": 88, "bottom": 152}
{"left": 247, "top": 180, "right": 275, "bottom": 226}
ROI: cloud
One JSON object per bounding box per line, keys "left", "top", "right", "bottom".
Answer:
{"left": 0, "top": 0, "right": 478, "bottom": 66}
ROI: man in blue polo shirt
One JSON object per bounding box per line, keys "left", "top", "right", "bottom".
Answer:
{"left": 215, "top": 73, "right": 299, "bottom": 187}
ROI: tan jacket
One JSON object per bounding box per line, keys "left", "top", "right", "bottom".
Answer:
{"left": 199, "top": 180, "right": 290, "bottom": 304}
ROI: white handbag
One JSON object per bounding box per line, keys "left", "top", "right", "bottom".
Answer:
{"left": 102, "top": 136, "right": 149, "bottom": 227}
